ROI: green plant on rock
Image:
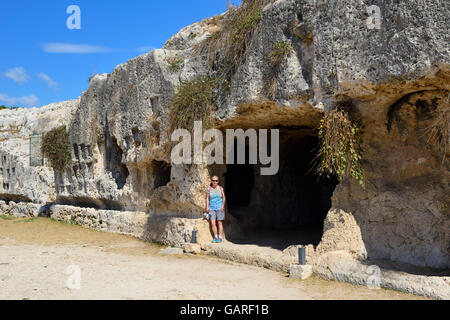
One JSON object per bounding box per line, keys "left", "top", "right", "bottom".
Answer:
{"left": 168, "top": 75, "right": 218, "bottom": 135}
{"left": 269, "top": 41, "right": 293, "bottom": 64}
{"left": 41, "top": 125, "right": 72, "bottom": 173}
{"left": 316, "top": 108, "right": 365, "bottom": 187}
{"left": 70, "top": 216, "right": 78, "bottom": 225}
{"left": 222, "top": 79, "right": 232, "bottom": 93}
{"left": 196, "top": 0, "right": 274, "bottom": 81}
{"left": 230, "top": 5, "right": 263, "bottom": 45}
{"left": 166, "top": 55, "right": 184, "bottom": 73}
{"left": 265, "top": 41, "right": 293, "bottom": 98}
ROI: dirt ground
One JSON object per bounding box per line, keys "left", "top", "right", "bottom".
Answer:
{"left": 0, "top": 216, "right": 427, "bottom": 300}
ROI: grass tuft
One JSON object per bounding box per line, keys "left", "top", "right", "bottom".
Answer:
{"left": 195, "top": 0, "right": 274, "bottom": 82}
{"left": 168, "top": 75, "right": 218, "bottom": 135}
{"left": 265, "top": 41, "right": 293, "bottom": 98}
{"left": 269, "top": 41, "right": 293, "bottom": 64}
{"left": 166, "top": 55, "right": 184, "bottom": 73}
{"left": 0, "top": 215, "right": 16, "bottom": 220}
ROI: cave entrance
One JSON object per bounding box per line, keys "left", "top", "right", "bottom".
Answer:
{"left": 152, "top": 160, "right": 171, "bottom": 189}
{"left": 105, "top": 136, "right": 129, "bottom": 189}
{"left": 224, "top": 128, "right": 338, "bottom": 250}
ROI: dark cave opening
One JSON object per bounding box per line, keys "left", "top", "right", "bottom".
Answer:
{"left": 105, "top": 136, "right": 129, "bottom": 189}
{"left": 224, "top": 128, "right": 338, "bottom": 250}
{"left": 0, "top": 194, "right": 32, "bottom": 204}
{"left": 57, "top": 196, "right": 123, "bottom": 211}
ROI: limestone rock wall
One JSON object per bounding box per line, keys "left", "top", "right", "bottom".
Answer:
{"left": 58, "top": 43, "right": 213, "bottom": 214}
{"left": 0, "top": 100, "right": 78, "bottom": 204}
{"left": 324, "top": 89, "right": 450, "bottom": 268}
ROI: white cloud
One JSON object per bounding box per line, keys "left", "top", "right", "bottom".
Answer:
{"left": 42, "top": 42, "right": 117, "bottom": 54}
{"left": 37, "top": 73, "right": 59, "bottom": 89}
{"left": 0, "top": 93, "right": 39, "bottom": 107}
{"left": 3, "top": 67, "right": 30, "bottom": 85}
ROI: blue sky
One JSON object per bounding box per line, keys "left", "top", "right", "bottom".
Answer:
{"left": 0, "top": 0, "right": 237, "bottom": 108}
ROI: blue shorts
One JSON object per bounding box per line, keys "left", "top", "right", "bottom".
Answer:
{"left": 209, "top": 209, "right": 225, "bottom": 221}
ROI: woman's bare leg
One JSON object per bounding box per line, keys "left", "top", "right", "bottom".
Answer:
{"left": 218, "top": 221, "right": 224, "bottom": 239}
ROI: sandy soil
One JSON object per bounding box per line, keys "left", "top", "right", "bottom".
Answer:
{"left": 0, "top": 216, "right": 427, "bottom": 300}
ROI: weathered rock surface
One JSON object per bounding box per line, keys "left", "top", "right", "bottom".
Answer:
{"left": 316, "top": 209, "right": 367, "bottom": 259}
{"left": 205, "top": 242, "right": 298, "bottom": 272}
{"left": 314, "top": 251, "right": 450, "bottom": 300}
{"left": 289, "top": 264, "right": 313, "bottom": 280}
{"left": 0, "top": 200, "right": 42, "bottom": 218}
{"left": 183, "top": 243, "right": 202, "bottom": 254}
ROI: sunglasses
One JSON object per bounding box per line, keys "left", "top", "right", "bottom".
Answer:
{"left": 212, "top": 180, "right": 219, "bottom": 182}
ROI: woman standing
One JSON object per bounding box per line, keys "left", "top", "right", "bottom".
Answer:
{"left": 206, "top": 176, "right": 226, "bottom": 243}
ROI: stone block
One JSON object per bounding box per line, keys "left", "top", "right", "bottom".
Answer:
{"left": 184, "top": 243, "right": 202, "bottom": 254}
{"left": 289, "top": 264, "right": 313, "bottom": 280}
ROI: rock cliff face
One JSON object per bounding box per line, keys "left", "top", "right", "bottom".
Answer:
{"left": 0, "top": 100, "right": 78, "bottom": 204}
{"left": 1, "top": 0, "right": 449, "bottom": 274}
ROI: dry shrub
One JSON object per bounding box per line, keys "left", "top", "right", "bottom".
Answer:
{"left": 168, "top": 75, "right": 218, "bottom": 135}
{"left": 196, "top": 0, "right": 274, "bottom": 81}
{"left": 316, "top": 107, "right": 364, "bottom": 186}
{"left": 41, "top": 125, "right": 72, "bottom": 173}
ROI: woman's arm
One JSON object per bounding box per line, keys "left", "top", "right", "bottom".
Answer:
{"left": 220, "top": 187, "right": 226, "bottom": 211}
{"left": 205, "top": 191, "right": 209, "bottom": 212}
